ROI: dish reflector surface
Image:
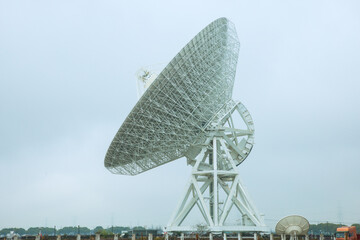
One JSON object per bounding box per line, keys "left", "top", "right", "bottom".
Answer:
{"left": 275, "top": 215, "right": 310, "bottom": 235}
{"left": 105, "top": 18, "right": 240, "bottom": 175}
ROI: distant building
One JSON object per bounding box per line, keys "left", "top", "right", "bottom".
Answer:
{"left": 6, "top": 231, "right": 20, "bottom": 240}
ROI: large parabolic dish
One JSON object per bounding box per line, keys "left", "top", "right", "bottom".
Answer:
{"left": 105, "top": 18, "right": 267, "bottom": 232}
{"left": 105, "top": 18, "right": 241, "bottom": 175}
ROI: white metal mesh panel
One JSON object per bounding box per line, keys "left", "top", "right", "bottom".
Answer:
{"left": 105, "top": 18, "right": 240, "bottom": 175}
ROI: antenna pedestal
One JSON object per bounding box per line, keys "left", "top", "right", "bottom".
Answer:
{"left": 166, "top": 101, "right": 268, "bottom": 233}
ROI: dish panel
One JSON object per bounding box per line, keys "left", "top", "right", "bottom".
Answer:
{"left": 105, "top": 18, "right": 240, "bottom": 175}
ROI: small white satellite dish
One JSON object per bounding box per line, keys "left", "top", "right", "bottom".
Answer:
{"left": 276, "top": 215, "right": 310, "bottom": 240}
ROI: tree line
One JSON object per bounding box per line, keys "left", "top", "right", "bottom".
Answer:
{"left": 0, "top": 226, "right": 139, "bottom": 236}
{"left": 309, "top": 223, "right": 360, "bottom": 235}
{"left": 2, "top": 223, "right": 360, "bottom": 236}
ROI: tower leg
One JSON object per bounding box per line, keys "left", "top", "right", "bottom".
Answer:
{"left": 166, "top": 136, "right": 268, "bottom": 232}
{"left": 167, "top": 101, "right": 268, "bottom": 233}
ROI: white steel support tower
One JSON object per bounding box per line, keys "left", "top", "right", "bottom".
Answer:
{"left": 167, "top": 100, "right": 268, "bottom": 233}
{"left": 105, "top": 18, "right": 269, "bottom": 234}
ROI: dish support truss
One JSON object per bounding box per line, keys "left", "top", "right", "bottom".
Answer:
{"left": 166, "top": 100, "right": 268, "bottom": 233}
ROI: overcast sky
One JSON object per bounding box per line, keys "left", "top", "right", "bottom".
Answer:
{"left": 1, "top": 0, "right": 360, "bottom": 231}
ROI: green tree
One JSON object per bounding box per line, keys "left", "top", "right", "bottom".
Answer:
{"left": 132, "top": 226, "right": 145, "bottom": 230}
{"left": 309, "top": 223, "right": 345, "bottom": 235}
{"left": 352, "top": 224, "right": 360, "bottom": 231}
{"left": 0, "top": 228, "right": 26, "bottom": 236}
{"left": 58, "top": 227, "right": 78, "bottom": 235}
{"left": 97, "top": 229, "right": 112, "bottom": 237}
{"left": 93, "top": 226, "right": 104, "bottom": 234}
{"left": 106, "top": 226, "right": 130, "bottom": 234}
{"left": 40, "top": 227, "right": 56, "bottom": 235}
{"left": 79, "top": 227, "right": 91, "bottom": 235}
{"left": 26, "top": 227, "right": 42, "bottom": 235}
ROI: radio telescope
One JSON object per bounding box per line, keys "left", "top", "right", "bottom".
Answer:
{"left": 105, "top": 18, "right": 268, "bottom": 233}
{"left": 276, "top": 216, "right": 310, "bottom": 240}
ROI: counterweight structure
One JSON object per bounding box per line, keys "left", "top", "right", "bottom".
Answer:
{"left": 105, "top": 18, "right": 268, "bottom": 233}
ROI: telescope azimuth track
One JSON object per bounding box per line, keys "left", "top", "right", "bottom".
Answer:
{"left": 105, "top": 17, "right": 269, "bottom": 233}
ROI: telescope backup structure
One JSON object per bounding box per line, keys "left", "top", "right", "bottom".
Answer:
{"left": 105, "top": 18, "right": 268, "bottom": 233}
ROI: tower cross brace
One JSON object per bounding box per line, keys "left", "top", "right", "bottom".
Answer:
{"left": 166, "top": 101, "right": 269, "bottom": 233}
